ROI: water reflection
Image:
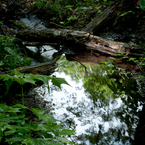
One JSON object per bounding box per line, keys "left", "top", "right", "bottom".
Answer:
{"left": 33, "top": 55, "right": 143, "bottom": 145}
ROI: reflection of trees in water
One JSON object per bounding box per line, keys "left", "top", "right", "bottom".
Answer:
{"left": 53, "top": 56, "right": 143, "bottom": 144}
{"left": 64, "top": 97, "right": 138, "bottom": 144}
{"left": 133, "top": 103, "right": 145, "bottom": 145}
{"left": 83, "top": 66, "right": 141, "bottom": 144}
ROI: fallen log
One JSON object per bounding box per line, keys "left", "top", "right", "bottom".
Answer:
{"left": 18, "top": 61, "right": 57, "bottom": 75}
{"left": 0, "top": 59, "right": 58, "bottom": 75}
{"left": 16, "top": 28, "right": 143, "bottom": 57}
{"left": 81, "top": 0, "right": 135, "bottom": 34}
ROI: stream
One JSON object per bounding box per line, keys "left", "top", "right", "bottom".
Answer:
{"left": 20, "top": 16, "right": 145, "bottom": 145}
{"left": 27, "top": 54, "right": 144, "bottom": 145}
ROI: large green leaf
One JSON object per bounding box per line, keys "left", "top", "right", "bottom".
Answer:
{"left": 30, "top": 108, "right": 45, "bottom": 119}
{"left": 39, "top": 114, "right": 56, "bottom": 127}
{"left": 0, "top": 74, "right": 13, "bottom": 81}
{"left": 31, "top": 74, "right": 51, "bottom": 84}
{"left": 52, "top": 77, "right": 70, "bottom": 89}
{"left": 13, "top": 75, "right": 36, "bottom": 85}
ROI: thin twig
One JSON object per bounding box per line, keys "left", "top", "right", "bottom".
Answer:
{"left": 50, "top": 22, "right": 70, "bottom": 29}
{"left": 71, "top": 57, "right": 88, "bottom": 73}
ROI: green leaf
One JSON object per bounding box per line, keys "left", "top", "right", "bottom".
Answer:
{"left": 0, "top": 74, "right": 13, "bottom": 81}
{"left": 5, "top": 79, "right": 13, "bottom": 94}
{"left": 47, "top": 141, "right": 62, "bottom": 145}
{"left": 101, "top": 61, "right": 107, "bottom": 64}
{"left": 8, "top": 107, "right": 20, "bottom": 112}
{"left": 31, "top": 74, "right": 51, "bottom": 84}
{"left": 0, "top": 104, "right": 20, "bottom": 113}
{"left": 60, "top": 129, "right": 75, "bottom": 135}
{"left": 13, "top": 75, "right": 36, "bottom": 85}
{"left": 55, "top": 136, "right": 72, "bottom": 144}
{"left": 118, "top": 11, "right": 135, "bottom": 18}
{"left": 30, "top": 108, "right": 45, "bottom": 119}
{"left": 0, "top": 61, "right": 4, "bottom": 66}
{"left": 0, "top": 21, "right": 3, "bottom": 25}
{"left": 52, "top": 77, "right": 70, "bottom": 89}
{"left": 40, "top": 114, "right": 56, "bottom": 127}
{"left": 4, "top": 130, "right": 16, "bottom": 136}
{"left": 36, "top": 123, "right": 52, "bottom": 132}
{"left": 51, "top": 125, "right": 61, "bottom": 136}
{"left": 13, "top": 104, "right": 28, "bottom": 109}
{"left": 0, "top": 103, "right": 10, "bottom": 112}
{"left": 38, "top": 131, "right": 53, "bottom": 138}
{"left": 23, "top": 138, "right": 62, "bottom": 145}
{"left": 13, "top": 77, "right": 26, "bottom": 85}
{"left": 4, "top": 47, "right": 15, "bottom": 55}
{"left": 6, "top": 135, "right": 26, "bottom": 143}
{"left": 0, "top": 116, "right": 19, "bottom": 123}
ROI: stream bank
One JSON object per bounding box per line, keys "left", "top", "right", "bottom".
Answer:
{"left": 0, "top": 0, "right": 145, "bottom": 145}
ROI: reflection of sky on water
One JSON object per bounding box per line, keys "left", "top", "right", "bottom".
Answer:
{"left": 48, "top": 72, "right": 123, "bottom": 134}
{"left": 34, "top": 66, "right": 141, "bottom": 144}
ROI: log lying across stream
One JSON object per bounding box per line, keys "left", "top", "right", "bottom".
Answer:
{"left": 16, "top": 28, "right": 143, "bottom": 57}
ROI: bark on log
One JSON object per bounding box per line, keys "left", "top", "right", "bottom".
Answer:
{"left": 0, "top": 60, "right": 58, "bottom": 75}
{"left": 82, "top": 0, "right": 135, "bottom": 34}
{"left": 16, "top": 28, "right": 143, "bottom": 56}
{"left": 18, "top": 61, "right": 57, "bottom": 75}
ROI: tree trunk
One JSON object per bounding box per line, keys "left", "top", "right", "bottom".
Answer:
{"left": 82, "top": 0, "right": 135, "bottom": 34}
{"left": 16, "top": 28, "right": 142, "bottom": 57}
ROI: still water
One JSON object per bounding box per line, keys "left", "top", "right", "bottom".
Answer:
{"left": 29, "top": 55, "right": 144, "bottom": 145}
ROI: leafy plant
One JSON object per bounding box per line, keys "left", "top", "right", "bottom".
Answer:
{"left": 118, "top": 10, "right": 135, "bottom": 18}
{"left": 0, "top": 66, "right": 75, "bottom": 144}
{"left": 0, "top": 69, "right": 70, "bottom": 104}
{"left": 32, "top": 0, "right": 110, "bottom": 29}
{"left": 113, "top": 53, "right": 145, "bottom": 83}
{"left": 0, "top": 103, "right": 75, "bottom": 145}
{"left": 0, "top": 21, "right": 3, "bottom": 25}
{"left": 0, "top": 35, "right": 32, "bottom": 71}
{"left": 140, "top": 0, "right": 145, "bottom": 10}
{"left": 62, "top": 15, "right": 78, "bottom": 26}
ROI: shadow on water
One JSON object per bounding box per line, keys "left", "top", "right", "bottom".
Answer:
{"left": 28, "top": 54, "right": 145, "bottom": 145}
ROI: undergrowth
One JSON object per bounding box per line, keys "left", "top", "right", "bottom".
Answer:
{"left": 0, "top": 35, "right": 32, "bottom": 71}
{"left": 0, "top": 33, "right": 76, "bottom": 144}
{"left": 0, "top": 103, "right": 75, "bottom": 145}
{"left": 0, "top": 69, "right": 76, "bottom": 144}
{"left": 32, "top": 0, "right": 112, "bottom": 29}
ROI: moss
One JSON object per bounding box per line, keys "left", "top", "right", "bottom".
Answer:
{"left": 13, "top": 21, "right": 30, "bottom": 29}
